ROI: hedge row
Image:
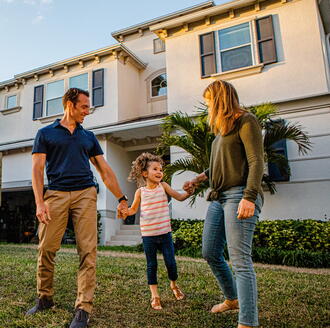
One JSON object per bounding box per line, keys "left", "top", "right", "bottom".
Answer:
{"left": 171, "top": 219, "right": 330, "bottom": 268}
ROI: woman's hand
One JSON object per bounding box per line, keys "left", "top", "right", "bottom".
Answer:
{"left": 237, "top": 199, "right": 255, "bottom": 219}
{"left": 183, "top": 181, "right": 195, "bottom": 194}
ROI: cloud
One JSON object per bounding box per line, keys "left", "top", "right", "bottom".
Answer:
{"left": 32, "top": 14, "right": 44, "bottom": 23}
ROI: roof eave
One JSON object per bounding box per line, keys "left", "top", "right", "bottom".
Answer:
{"left": 150, "top": 0, "right": 256, "bottom": 32}
{"left": 0, "top": 44, "right": 147, "bottom": 89}
{"left": 111, "top": 1, "right": 215, "bottom": 40}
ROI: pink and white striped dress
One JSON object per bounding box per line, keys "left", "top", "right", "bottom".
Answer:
{"left": 139, "top": 183, "right": 171, "bottom": 237}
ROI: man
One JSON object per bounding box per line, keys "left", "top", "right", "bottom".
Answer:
{"left": 26, "top": 88, "right": 128, "bottom": 328}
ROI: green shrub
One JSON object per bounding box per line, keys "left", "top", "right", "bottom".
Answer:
{"left": 171, "top": 218, "right": 329, "bottom": 267}
{"left": 253, "top": 219, "right": 330, "bottom": 252}
{"left": 252, "top": 247, "right": 330, "bottom": 268}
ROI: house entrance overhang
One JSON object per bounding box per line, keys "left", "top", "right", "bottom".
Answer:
{"left": 90, "top": 113, "right": 168, "bottom": 151}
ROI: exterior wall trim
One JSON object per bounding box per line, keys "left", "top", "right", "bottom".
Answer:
{"left": 0, "top": 106, "right": 22, "bottom": 115}
{"left": 111, "top": 1, "right": 214, "bottom": 40}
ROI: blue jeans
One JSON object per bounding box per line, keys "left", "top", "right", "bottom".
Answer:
{"left": 202, "top": 186, "right": 262, "bottom": 327}
{"left": 142, "top": 232, "right": 178, "bottom": 285}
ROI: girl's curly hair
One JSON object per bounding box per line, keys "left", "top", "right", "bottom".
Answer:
{"left": 128, "top": 152, "right": 164, "bottom": 187}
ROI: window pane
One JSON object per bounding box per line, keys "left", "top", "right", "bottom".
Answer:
{"left": 221, "top": 45, "right": 252, "bottom": 71}
{"left": 151, "top": 74, "right": 167, "bottom": 97}
{"left": 219, "top": 23, "right": 251, "bottom": 50}
{"left": 7, "top": 95, "right": 17, "bottom": 109}
{"left": 153, "top": 38, "right": 165, "bottom": 53}
{"left": 69, "top": 73, "right": 88, "bottom": 90}
{"left": 47, "top": 80, "right": 64, "bottom": 100}
{"left": 46, "top": 98, "right": 63, "bottom": 116}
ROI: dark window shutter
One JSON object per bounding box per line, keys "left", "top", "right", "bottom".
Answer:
{"left": 256, "top": 15, "right": 277, "bottom": 65}
{"left": 199, "top": 32, "right": 216, "bottom": 77}
{"left": 268, "top": 138, "right": 290, "bottom": 182}
{"left": 33, "top": 85, "right": 44, "bottom": 120}
{"left": 92, "top": 68, "right": 104, "bottom": 107}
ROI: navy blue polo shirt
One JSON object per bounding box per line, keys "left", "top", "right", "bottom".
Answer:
{"left": 32, "top": 119, "right": 103, "bottom": 191}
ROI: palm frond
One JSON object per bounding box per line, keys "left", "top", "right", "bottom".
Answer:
{"left": 247, "top": 103, "right": 278, "bottom": 127}
{"left": 163, "top": 157, "right": 207, "bottom": 182}
{"left": 264, "top": 120, "right": 312, "bottom": 155}
{"left": 261, "top": 174, "right": 277, "bottom": 194}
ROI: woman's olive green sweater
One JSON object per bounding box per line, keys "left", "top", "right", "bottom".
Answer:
{"left": 205, "top": 112, "right": 264, "bottom": 203}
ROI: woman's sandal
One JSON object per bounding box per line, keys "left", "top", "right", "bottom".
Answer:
{"left": 211, "top": 299, "right": 239, "bottom": 313}
{"left": 171, "top": 286, "right": 185, "bottom": 300}
{"left": 151, "top": 296, "right": 162, "bottom": 310}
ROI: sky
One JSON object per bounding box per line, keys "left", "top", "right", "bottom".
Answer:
{"left": 0, "top": 0, "right": 227, "bottom": 82}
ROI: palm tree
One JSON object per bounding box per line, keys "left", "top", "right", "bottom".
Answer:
{"left": 157, "top": 103, "right": 312, "bottom": 204}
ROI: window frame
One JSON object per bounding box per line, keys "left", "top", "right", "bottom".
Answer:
{"left": 68, "top": 72, "right": 89, "bottom": 91}
{"left": 150, "top": 73, "right": 167, "bottom": 99}
{"left": 199, "top": 15, "right": 277, "bottom": 79}
{"left": 5, "top": 93, "right": 18, "bottom": 109}
{"left": 38, "top": 71, "right": 92, "bottom": 118}
{"left": 45, "top": 79, "right": 65, "bottom": 117}
{"left": 216, "top": 21, "right": 256, "bottom": 73}
{"left": 146, "top": 69, "right": 167, "bottom": 103}
{"left": 153, "top": 38, "right": 166, "bottom": 54}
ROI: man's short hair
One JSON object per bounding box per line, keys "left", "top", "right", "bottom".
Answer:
{"left": 63, "top": 88, "right": 89, "bottom": 108}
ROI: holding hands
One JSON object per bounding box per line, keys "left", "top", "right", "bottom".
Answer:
{"left": 117, "top": 201, "right": 128, "bottom": 220}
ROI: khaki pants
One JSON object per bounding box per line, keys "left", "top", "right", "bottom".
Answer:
{"left": 37, "top": 186, "right": 97, "bottom": 313}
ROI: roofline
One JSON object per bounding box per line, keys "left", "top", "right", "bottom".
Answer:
{"left": 150, "top": 0, "right": 258, "bottom": 32}
{"left": 111, "top": 1, "right": 214, "bottom": 40}
{"left": 0, "top": 44, "right": 147, "bottom": 88}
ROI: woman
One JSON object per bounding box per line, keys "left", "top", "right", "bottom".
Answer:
{"left": 184, "top": 80, "right": 264, "bottom": 328}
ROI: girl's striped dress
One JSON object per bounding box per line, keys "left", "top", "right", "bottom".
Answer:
{"left": 139, "top": 183, "right": 171, "bottom": 237}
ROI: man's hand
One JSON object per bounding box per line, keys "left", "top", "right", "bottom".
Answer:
{"left": 36, "top": 202, "right": 51, "bottom": 224}
{"left": 117, "top": 201, "right": 128, "bottom": 220}
{"left": 237, "top": 199, "right": 255, "bottom": 219}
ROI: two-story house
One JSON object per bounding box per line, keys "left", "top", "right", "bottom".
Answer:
{"left": 0, "top": 0, "right": 329, "bottom": 245}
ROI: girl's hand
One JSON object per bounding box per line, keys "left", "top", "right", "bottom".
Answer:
{"left": 237, "top": 199, "right": 255, "bottom": 219}
{"left": 183, "top": 181, "right": 195, "bottom": 193}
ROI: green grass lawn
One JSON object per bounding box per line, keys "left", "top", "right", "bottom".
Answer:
{"left": 0, "top": 245, "right": 329, "bottom": 328}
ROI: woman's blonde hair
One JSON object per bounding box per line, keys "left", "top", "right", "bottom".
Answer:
{"left": 128, "top": 152, "right": 164, "bottom": 187}
{"left": 203, "top": 80, "right": 244, "bottom": 136}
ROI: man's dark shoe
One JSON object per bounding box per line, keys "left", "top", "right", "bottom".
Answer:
{"left": 25, "top": 297, "right": 54, "bottom": 315}
{"left": 69, "top": 309, "right": 90, "bottom": 328}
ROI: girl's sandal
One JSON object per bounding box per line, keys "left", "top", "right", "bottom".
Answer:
{"left": 211, "top": 299, "right": 239, "bottom": 313}
{"left": 171, "top": 286, "right": 185, "bottom": 300}
{"left": 151, "top": 297, "right": 162, "bottom": 310}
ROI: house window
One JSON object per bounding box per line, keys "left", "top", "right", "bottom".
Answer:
{"left": 199, "top": 15, "right": 277, "bottom": 77}
{"left": 69, "top": 73, "right": 88, "bottom": 91}
{"left": 153, "top": 38, "right": 165, "bottom": 54}
{"left": 218, "top": 22, "right": 253, "bottom": 72}
{"left": 6, "top": 95, "right": 17, "bottom": 109}
{"left": 46, "top": 80, "right": 64, "bottom": 116}
{"left": 151, "top": 74, "right": 167, "bottom": 97}
{"left": 268, "top": 138, "right": 290, "bottom": 182}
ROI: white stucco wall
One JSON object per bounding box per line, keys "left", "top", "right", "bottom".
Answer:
{"left": 117, "top": 61, "right": 141, "bottom": 121}
{"left": 0, "top": 58, "right": 119, "bottom": 145}
{"left": 165, "top": 0, "right": 329, "bottom": 115}
{"left": 123, "top": 31, "right": 168, "bottom": 117}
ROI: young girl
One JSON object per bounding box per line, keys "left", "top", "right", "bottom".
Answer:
{"left": 125, "top": 152, "right": 193, "bottom": 310}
